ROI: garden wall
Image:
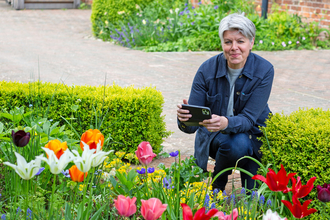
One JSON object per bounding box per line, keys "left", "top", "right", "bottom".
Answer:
{"left": 253, "top": 0, "right": 330, "bottom": 27}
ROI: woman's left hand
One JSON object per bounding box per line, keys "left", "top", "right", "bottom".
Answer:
{"left": 200, "top": 115, "right": 228, "bottom": 132}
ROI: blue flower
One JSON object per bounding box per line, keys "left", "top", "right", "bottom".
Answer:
{"left": 267, "top": 199, "right": 272, "bottom": 207}
{"left": 204, "top": 194, "right": 210, "bottom": 209}
{"left": 179, "top": 11, "right": 184, "bottom": 16}
{"left": 230, "top": 194, "right": 235, "bottom": 205}
{"left": 198, "top": 1, "right": 202, "bottom": 5}
{"left": 259, "top": 195, "right": 265, "bottom": 205}
{"left": 16, "top": 207, "right": 21, "bottom": 214}
{"left": 214, "top": 5, "right": 219, "bottom": 9}
{"left": 29, "top": 104, "right": 33, "bottom": 107}
{"left": 210, "top": 202, "right": 216, "bottom": 209}
{"left": 191, "top": 22, "right": 195, "bottom": 25}
{"left": 252, "top": 190, "right": 258, "bottom": 200}
{"left": 192, "top": 6, "right": 195, "bottom": 9}
{"left": 26, "top": 208, "right": 32, "bottom": 220}
{"left": 241, "top": 187, "right": 246, "bottom": 194}
{"left": 163, "top": 177, "right": 174, "bottom": 189}
{"left": 169, "top": 151, "right": 179, "bottom": 157}
{"left": 222, "top": 190, "right": 227, "bottom": 196}
{"left": 185, "top": 7, "right": 188, "bottom": 10}
{"left": 213, "top": 188, "right": 219, "bottom": 195}
{"left": 35, "top": 167, "right": 45, "bottom": 176}
{"left": 49, "top": 119, "right": 53, "bottom": 122}
{"left": 1, "top": 214, "right": 5, "bottom": 220}
{"left": 61, "top": 170, "right": 70, "bottom": 178}
{"left": 136, "top": 168, "right": 146, "bottom": 174}
{"left": 147, "top": 167, "right": 155, "bottom": 174}
{"left": 185, "top": 3, "right": 187, "bottom": 6}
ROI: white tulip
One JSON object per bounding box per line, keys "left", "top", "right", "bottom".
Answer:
{"left": 4, "top": 152, "right": 42, "bottom": 180}
{"left": 263, "top": 209, "right": 287, "bottom": 220}
{"left": 90, "top": 141, "right": 113, "bottom": 168}
{"left": 72, "top": 142, "right": 96, "bottom": 173}
{"left": 37, "top": 147, "right": 74, "bottom": 175}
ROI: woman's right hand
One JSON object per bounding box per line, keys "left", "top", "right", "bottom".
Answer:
{"left": 177, "top": 99, "right": 192, "bottom": 122}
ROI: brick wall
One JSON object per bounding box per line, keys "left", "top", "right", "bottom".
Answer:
{"left": 253, "top": 0, "right": 330, "bottom": 26}
{"left": 190, "top": 0, "right": 330, "bottom": 27}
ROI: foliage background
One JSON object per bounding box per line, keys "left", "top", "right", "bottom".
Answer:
{"left": 91, "top": 0, "right": 330, "bottom": 52}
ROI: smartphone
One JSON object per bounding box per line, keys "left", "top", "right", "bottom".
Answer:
{"left": 181, "top": 104, "right": 212, "bottom": 126}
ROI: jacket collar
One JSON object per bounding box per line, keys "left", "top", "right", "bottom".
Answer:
{"left": 216, "top": 52, "right": 255, "bottom": 80}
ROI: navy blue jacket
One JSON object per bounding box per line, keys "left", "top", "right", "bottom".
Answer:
{"left": 178, "top": 52, "right": 274, "bottom": 170}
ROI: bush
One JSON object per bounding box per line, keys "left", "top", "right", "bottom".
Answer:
{"left": 0, "top": 81, "right": 171, "bottom": 154}
{"left": 91, "top": 0, "right": 154, "bottom": 36}
{"left": 259, "top": 108, "right": 330, "bottom": 218}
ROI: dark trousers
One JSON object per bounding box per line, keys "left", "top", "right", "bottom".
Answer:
{"left": 209, "top": 132, "right": 260, "bottom": 191}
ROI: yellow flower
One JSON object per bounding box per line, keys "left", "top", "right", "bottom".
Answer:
{"left": 105, "top": 20, "right": 108, "bottom": 25}
{"left": 99, "top": 30, "right": 103, "bottom": 34}
{"left": 117, "top": 11, "right": 125, "bottom": 15}
{"left": 79, "top": 184, "right": 86, "bottom": 191}
{"left": 115, "top": 151, "right": 126, "bottom": 159}
{"left": 142, "top": 19, "right": 146, "bottom": 25}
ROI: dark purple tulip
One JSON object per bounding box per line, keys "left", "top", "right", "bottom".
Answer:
{"left": 12, "top": 130, "right": 30, "bottom": 147}
{"left": 317, "top": 183, "right": 330, "bottom": 202}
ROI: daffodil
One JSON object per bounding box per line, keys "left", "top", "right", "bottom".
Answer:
{"left": 37, "top": 147, "right": 74, "bottom": 174}
{"left": 4, "top": 152, "right": 42, "bottom": 180}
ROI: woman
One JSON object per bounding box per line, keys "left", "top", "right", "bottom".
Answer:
{"left": 177, "top": 13, "right": 274, "bottom": 191}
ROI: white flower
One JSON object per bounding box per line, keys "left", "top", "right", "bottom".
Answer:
{"left": 260, "top": 40, "right": 263, "bottom": 44}
{"left": 72, "top": 145, "right": 95, "bottom": 173}
{"left": 169, "top": 9, "right": 173, "bottom": 14}
{"left": 117, "top": 11, "right": 125, "bottom": 15}
{"left": 282, "top": 42, "right": 286, "bottom": 47}
{"left": 90, "top": 142, "right": 113, "bottom": 167}
{"left": 4, "top": 152, "right": 42, "bottom": 180}
{"left": 175, "top": 8, "right": 180, "bottom": 14}
{"left": 272, "top": 42, "right": 274, "bottom": 45}
{"left": 263, "top": 209, "right": 287, "bottom": 220}
{"left": 288, "top": 41, "right": 292, "bottom": 44}
{"left": 37, "top": 148, "right": 74, "bottom": 175}
{"left": 142, "top": 19, "right": 146, "bottom": 25}
{"left": 302, "top": 36, "right": 306, "bottom": 40}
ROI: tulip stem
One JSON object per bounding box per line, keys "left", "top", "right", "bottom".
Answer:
{"left": 49, "top": 174, "right": 56, "bottom": 218}
{"left": 86, "top": 167, "right": 96, "bottom": 220}
{"left": 144, "top": 165, "right": 148, "bottom": 197}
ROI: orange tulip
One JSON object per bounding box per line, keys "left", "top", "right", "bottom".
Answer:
{"left": 80, "top": 129, "right": 104, "bottom": 151}
{"left": 44, "top": 139, "right": 68, "bottom": 159}
{"left": 69, "top": 165, "right": 87, "bottom": 182}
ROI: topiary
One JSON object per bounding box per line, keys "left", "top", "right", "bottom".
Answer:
{"left": 259, "top": 108, "right": 330, "bottom": 219}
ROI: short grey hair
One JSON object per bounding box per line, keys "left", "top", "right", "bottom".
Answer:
{"left": 218, "top": 13, "right": 256, "bottom": 43}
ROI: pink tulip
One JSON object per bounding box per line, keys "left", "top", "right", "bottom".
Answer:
{"left": 141, "top": 198, "right": 167, "bottom": 220}
{"left": 214, "top": 208, "right": 238, "bottom": 220}
{"left": 114, "top": 195, "right": 137, "bottom": 217}
{"left": 135, "top": 141, "right": 157, "bottom": 165}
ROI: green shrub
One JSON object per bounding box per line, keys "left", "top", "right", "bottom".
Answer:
{"left": 0, "top": 81, "right": 171, "bottom": 154}
{"left": 259, "top": 108, "right": 330, "bottom": 218}
{"left": 91, "top": 0, "right": 154, "bottom": 35}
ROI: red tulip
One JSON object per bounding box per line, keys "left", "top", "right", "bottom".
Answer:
{"left": 181, "top": 203, "right": 218, "bottom": 220}
{"left": 114, "top": 195, "right": 137, "bottom": 217}
{"left": 141, "top": 198, "right": 167, "bottom": 220}
{"left": 12, "top": 130, "right": 30, "bottom": 147}
{"left": 317, "top": 183, "right": 330, "bottom": 202}
{"left": 252, "top": 164, "right": 296, "bottom": 192}
{"left": 213, "top": 208, "right": 238, "bottom": 220}
{"left": 135, "top": 141, "right": 157, "bottom": 165}
{"left": 285, "top": 176, "right": 316, "bottom": 198}
{"left": 281, "top": 195, "right": 317, "bottom": 218}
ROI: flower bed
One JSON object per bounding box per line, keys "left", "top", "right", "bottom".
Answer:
{"left": 1, "top": 107, "right": 330, "bottom": 219}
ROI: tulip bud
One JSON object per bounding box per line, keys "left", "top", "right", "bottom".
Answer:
{"left": 317, "top": 183, "right": 330, "bottom": 202}
{"left": 12, "top": 130, "right": 30, "bottom": 147}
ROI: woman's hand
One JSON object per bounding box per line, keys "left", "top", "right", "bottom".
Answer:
{"left": 200, "top": 115, "right": 228, "bottom": 132}
{"left": 177, "top": 99, "right": 192, "bottom": 122}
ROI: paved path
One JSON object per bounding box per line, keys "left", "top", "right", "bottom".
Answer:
{"left": 1, "top": 1, "right": 330, "bottom": 158}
